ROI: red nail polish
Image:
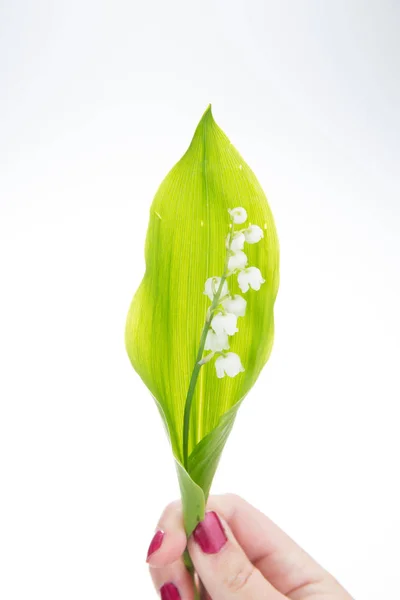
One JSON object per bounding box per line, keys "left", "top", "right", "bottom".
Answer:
{"left": 146, "top": 529, "right": 164, "bottom": 561}
{"left": 160, "top": 582, "right": 181, "bottom": 600}
{"left": 193, "top": 511, "right": 227, "bottom": 554}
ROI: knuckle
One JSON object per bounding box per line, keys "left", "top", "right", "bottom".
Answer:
{"left": 224, "top": 492, "right": 242, "bottom": 502}
{"left": 224, "top": 558, "right": 256, "bottom": 594}
{"left": 160, "top": 498, "right": 181, "bottom": 519}
{"left": 223, "top": 492, "right": 245, "bottom": 507}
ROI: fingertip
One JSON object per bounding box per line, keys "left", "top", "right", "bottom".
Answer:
{"left": 149, "top": 558, "right": 196, "bottom": 600}
{"left": 146, "top": 529, "right": 165, "bottom": 562}
{"left": 146, "top": 529, "right": 187, "bottom": 567}
{"left": 147, "top": 501, "right": 188, "bottom": 567}
{"left": 191, "top": 511, "right": 228, "bottom": 555}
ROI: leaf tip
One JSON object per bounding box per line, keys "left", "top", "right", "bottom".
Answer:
{"left": 200, "top": 103, "right": 213, "bottom": 122}
{"left": 186, "top": 104, "right": 217, "bottom": 151}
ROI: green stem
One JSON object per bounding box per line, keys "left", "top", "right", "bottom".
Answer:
{"left": 184, "top": 549, "right": 201, "bottom": 598}
{"left": 182, "top": 275, "right": 227, "bottom": 469}
{"left": 182, "top": 222, "right": 235, "bottom": 470}
{"left": 194, "top": 587, "right": 200, "bottom": 600}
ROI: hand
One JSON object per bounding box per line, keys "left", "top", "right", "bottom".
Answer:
{"left": 146, "top": 494, "right": 353, "bottom": 599}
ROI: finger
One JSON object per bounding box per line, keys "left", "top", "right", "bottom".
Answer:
{"left": 188, "top": 511, "right": 285, "bottom": 599}
{"left": 150, "top": 558, "right": 195, "bottom": 600}
{"left": 206, "top": 494, "right": 334, "bottom": 596}
{"left": 146, "top": 500, "right": 187, "bottom": 568}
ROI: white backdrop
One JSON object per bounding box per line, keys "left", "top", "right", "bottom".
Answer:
{"left": 1, "top": 1, "right": 399, "bottom": 598}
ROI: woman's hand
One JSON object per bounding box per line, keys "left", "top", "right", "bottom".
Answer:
{"left": 146, "top": 494, "right": 352, "bottom": 599}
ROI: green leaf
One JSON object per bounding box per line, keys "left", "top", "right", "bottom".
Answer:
{"left": 153, "top": 389, "right": 205, "bottom": 536}
{"left": 188, "top": 396, "right": 246, "bottom": 500}
{"left": 175, "top": 459, "right": 205, "bottom": 535}
{"left": 125, "top": 105, "right": 279, "bottom": 523}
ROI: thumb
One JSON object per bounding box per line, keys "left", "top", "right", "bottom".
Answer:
{"left": 188, "top": 511, "right": 285, "bottom": 600}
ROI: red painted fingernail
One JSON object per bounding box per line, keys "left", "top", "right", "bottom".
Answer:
{"left": 193, "top": 511, "right": 227, "bottom": 554}
{"left": 160, "top": 582, "right": 181, "bottom": 600}
{"left": 146, "top": 529, "right": 164, "bottom": 561}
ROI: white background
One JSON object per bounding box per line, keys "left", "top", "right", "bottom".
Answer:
{"left": 1, "top": 1, "right": 399, "bottom": 598}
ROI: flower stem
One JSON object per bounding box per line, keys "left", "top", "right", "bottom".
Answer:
{"left": 182, "top": 275, "right": 227, "bottom": 469}
{"left": 182, "top": 222, "right": 235, "bottom": 470}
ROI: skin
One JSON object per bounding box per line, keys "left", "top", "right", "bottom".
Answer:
{"left": 148, "top": 494, "right": 353, "bottom": 599}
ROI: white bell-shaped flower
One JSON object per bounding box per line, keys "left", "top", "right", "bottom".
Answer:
{"left": 228, "top": 207, "right": 247, "bottom": 224}
{"left": 228, "top": 250, "right": 248, "bottom": 272}
{"left": 222, "top": 294, "right": 247, "bottom": 317}
{"left": 238, "top": 267, "right": 265, "bottom": 293}
{"left": 227, "top": 232, "right": 246, "bottom": 252}
{"left": 204, "top": 330, "right": 230, "bottom": 352}
{"left": 244, "top": 224, "right": 264, "bottom": 244}
{"left": 215, "top": 352, "right": 245, "bottom": 379}
{"left": 204, "top": 277, "right": 229, "bottom": 301}
{"left": 211, "top": 312, "right": 238, "bottom": 336}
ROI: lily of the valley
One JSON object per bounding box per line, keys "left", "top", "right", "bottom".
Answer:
{"left": 228, "top": 207, "right": 247, "bottom": 224}
{"left": 244, "top": 224, "right": 264, "bottom": 244}
{"left": 211, "top": 312, "right": 238, "bottom": 336}
{"left": 215, "top": 352, "right": 245, "bottom": 379}
{"left": 228, "top": 231, "right": 246, "bottom": 251}
{"left": 205, "top": 330, "right": 230, "bottom": 352}
{"left": 238, "top": 266, "right": 265, "bottom": 293}
{"left": 228, "top": 250, "right": 248, "bottom": 272}
{"left": 204, "top": 277, "right": 229, "bottom": 301}
{"left": 201, "top": 207, "right": 265, "bottom": 379}
{"left": 222, "top": 294, "right": 247, "bottom": 317}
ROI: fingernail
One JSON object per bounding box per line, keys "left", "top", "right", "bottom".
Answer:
{"left": 160, "top": 582, "right": 181, "bottom": 600}
{"left": 146, "top": 529, "right": 164, "bottom": 561}
{"left": 193, "top": 511, "right": 227, "bottom": 554}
